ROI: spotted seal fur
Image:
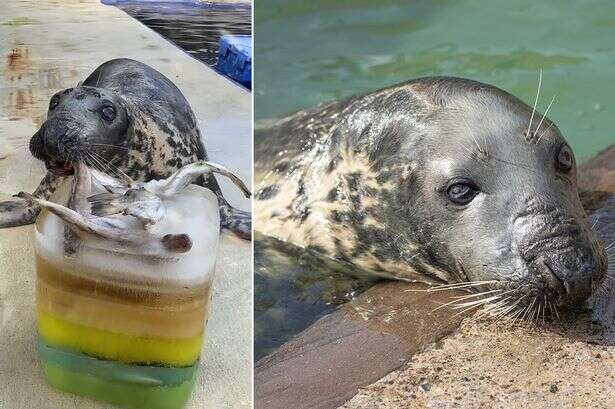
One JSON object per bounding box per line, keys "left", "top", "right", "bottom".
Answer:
{"left": 0, "top": 58, "right": 251, "bottom": 239}
{"left": 254, "top": 77, "right": 606, "bottom": 310}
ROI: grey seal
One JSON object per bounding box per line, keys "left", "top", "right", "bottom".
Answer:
{"left": 0, "top": 58, "right": 251, "bottom": 239}
{"left": 254, "top": 77, "right": 607, "bottom": 312}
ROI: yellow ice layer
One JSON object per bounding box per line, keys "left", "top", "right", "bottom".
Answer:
{"left": 38, "top": 308, "right": 203, "bottom": 367}
{"left": 37, "top": 279, "right": 207, "bottom": 339}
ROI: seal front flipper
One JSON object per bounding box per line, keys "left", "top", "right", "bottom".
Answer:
{"left": 219, "top": 198, "right": 251, "bottom": 240}
{"left": 0, "top": 200, "right": 40, "bottom": 227}
{"left": 0, "top": 172, "right": 59, "bottom": 228}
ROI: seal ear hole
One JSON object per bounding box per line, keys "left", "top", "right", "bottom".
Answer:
{"left": 556, "top": 144, "right": 573, "bottom": 173}
{"left": 446, "top": 180, "right": 479, "bottom": 206}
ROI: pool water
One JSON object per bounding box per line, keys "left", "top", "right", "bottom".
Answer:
{"left": 116, "top": 2, "right": 251, "bottom": 81}
{"left": 255, "top": 0, "right": 615, "bottom": 161}
{"left": 254, "top": 0, "right": 615, "bottom": 360}
{"left": 254, "top": 234, "right": 377, "bottom": 361}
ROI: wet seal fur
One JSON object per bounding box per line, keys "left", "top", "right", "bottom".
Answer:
{"left": 0, "top": 58, "right": 251, "bottom": 239}
{"left": 254, "top": 77, "right": 607, "bottom": 311}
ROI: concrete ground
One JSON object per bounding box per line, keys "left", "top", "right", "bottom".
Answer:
{"left": 0, "top": 1, "right": 251, "bottom": 408}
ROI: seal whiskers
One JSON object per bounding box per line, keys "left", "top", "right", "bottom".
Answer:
{"left": 86, "top": 143, "right": 130, "bottom": 151}
{"left": 406, "top": 280, "right": 502, "bottom": 292}
{"left": 477, "top": 296, "right": 514, "bottom": 320}
{"left": 526, "top": 69, "right": 543, "bottom": 138}
{"left": 449, "top": 295, "right": 507, "bottom": 318}
{"left": 431, "top": 289, "right": 505, "bottom": 312}
{"left": 535, "top": 94, "right": 557, "bottom": 143}
{"left": 82, "top": 148, "right": 132, "bottom": 183}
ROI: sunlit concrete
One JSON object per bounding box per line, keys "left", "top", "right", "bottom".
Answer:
{"left": 0, "top": 1, "right": 251, "bottom": 408}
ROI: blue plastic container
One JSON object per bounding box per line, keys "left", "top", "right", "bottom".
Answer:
{"left": 217, "top": 35, "right": 252, "bottom": 88}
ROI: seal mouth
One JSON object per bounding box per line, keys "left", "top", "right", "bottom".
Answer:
{"left": 45, "top": 159, "right": 74, "bottom": 177}
{"left": 541, "top": 261, "right": 569, "bottom": 301}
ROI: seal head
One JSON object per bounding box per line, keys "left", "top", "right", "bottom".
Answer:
{"left": 413, "top": 82, "right": 606, "bottom": 308}
{"left": 29, "top": 86, "right": 130, "bottom": 177}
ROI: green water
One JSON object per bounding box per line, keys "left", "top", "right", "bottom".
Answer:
{"left": 255, "top": 0, "right": 615, "bottom": 161}
{"left": 254, "top": 234, "right": 376, "bottom": 361}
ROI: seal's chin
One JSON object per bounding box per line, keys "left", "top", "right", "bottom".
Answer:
{"left": 45, "top": 159, "right": 74, "bottom": 177}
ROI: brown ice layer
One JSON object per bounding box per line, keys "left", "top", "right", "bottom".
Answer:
{"left": 36, "top": 255, "right": 211, "bottom": 339}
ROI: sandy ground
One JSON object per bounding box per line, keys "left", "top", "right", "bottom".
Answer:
{"left": 342, "top": 317, "right": 615, "bottom": 409}
{"left": 0, "top": 1, "right": 251, "bottom": 408}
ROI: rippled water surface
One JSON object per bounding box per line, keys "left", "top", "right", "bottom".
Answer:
{"left": 254, "top": 234, "right": 377, "bottom": 360}
{"left": 256, "top": 0, "right": 615, "bottom": 161}
{"left": 254, "top": 0, "right": 615, "bottom": 360}
{"left": 118, "top": 2, "right": 251, "bottom": 69}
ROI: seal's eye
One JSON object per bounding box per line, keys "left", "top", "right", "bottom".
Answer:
{"left": 49, "top": 97, "right": 59, "bottom": 111}
{"left": 556, "top": 144, "right": 573, "bottom": 173}
{"left": 447, "top": 182, "right": 479, "bottom": 205}
{"left": 101, "top": 105, "right": 116, "bottom": 122}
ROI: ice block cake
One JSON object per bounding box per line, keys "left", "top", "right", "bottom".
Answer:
{"left": 28, "top": 162, "right": 248, "bottom": 409}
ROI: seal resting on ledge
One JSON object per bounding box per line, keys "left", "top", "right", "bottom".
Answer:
{"left": 254, "top": 77, "right": 607, "bottom": 313}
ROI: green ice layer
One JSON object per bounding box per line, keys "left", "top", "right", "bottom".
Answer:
{"left": 38, "top": 339, "right": 198, "bottom": 386}
{"left": 38, "top": 340, "right": 198, "bottom": 409}
{"left": 41, "top": 360, "right": 196, "bottom": 409}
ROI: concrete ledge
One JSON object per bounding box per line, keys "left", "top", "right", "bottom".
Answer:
{"left": 255, "top": 282, "right": 468, "bottom": 409}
